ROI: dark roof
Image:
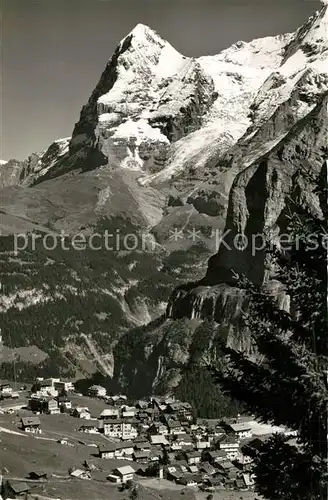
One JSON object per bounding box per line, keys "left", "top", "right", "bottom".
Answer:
{"left": 133, "top": 450, "right": 150, "bottom": 459}
{"left": 199, "top": 462, "right": 216, "bottom": 475}
{"left": 197, "top": 418, "right": 221, "bottom": 426}
{"left": 181, "top": 444, "right": 194, "bottom": 452}
{"left": 207, "top": 450, "right": 227, "bottom": 458}
{"left": 218, "top": 461, "right": 235, "bottom": 470}
{"left": 99, "top": 443, "right": 117, "bottom": 453}
{"left": 186, "top": 451, "right": 201, "bottom": 458}
{"left": 103, "top": 418, "right": 124, "bottom": 424}
{"left": 134, "top": 435, "right": 149, "bottom": 443}
{"left": 150, "top": 448, "right": 162, "bottom": 458}
{"left": 178, "top": 474, "right": 203, "bottom": 484}
{"left": 167, "top": 402, "right": 184, "bottom": 411}
{"left": 135, "top": 464, "right": 148, "bottom": 473}
{"left": 218, "top": 434, "right": 239, "bottom": 444}
{"left": 118, "top": 440, "right": 134, "bottom": 449}
{"left": 175, "top": 434, "right": 193, "bottom": 441}
{"left": 134, "top": 443, "right": 151, "bottom": 450}
{"left": 103, "top": 418, "right": 138, "bottom": 424}
{"left": 79, "top": 422, "right": 98, "bottom": 429}
{"left": 29, "top": 471, "right": 47, "bottom": 479}
{"left": 21, "top": 416, "right": 40, "bottom": 426}
{"left": 210, "top": 425, "right": 226, "bottom": 433}
{"left": 7, "top": 481, "right": 30, "bottom": 494}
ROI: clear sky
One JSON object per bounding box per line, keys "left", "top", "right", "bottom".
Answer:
{"left": 1, "top": 0, "right": 322, "bottom": 160}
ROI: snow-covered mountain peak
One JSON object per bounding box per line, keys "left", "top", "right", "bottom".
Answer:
{"left": 213, "top": 33, "right": 292, "bottom": 70}
{"left": 109, "top": 22, "right": 186, "bottom": 82}
{"left": 300, "top": 4, "right": 328, "bottom": 60}
{"left": 282, "top": 5, "right": 328, "bottom": 67}
{"left": 126, "top": 23, "right": 163, "bottom": 45}
{"left": 301, "top": 4, "right": 328, "bottom": 41}
{"left": 97, "top": 24, "right": 186, "bottom": 109}
{"left": 119, "top": 22, "right": 175, "bottom": 63}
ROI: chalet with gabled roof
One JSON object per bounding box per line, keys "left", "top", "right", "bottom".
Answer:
{"left": 225, "top": 422, "right": 252, "bottom": 440}
{"left": 109, "top": 465, "right": 135, "bottom": 483}
{"left": 99, "top": 443, "right": 117, "bottom": 459}
{"left": 21, "top": 416, "right": 41, "bottom": 433}
{"left": 204, "top": 449, "right": 227, "bottom": 465}
{"left": 216, "top": 434, "right": 239, "bottom": 459}
{"left": 3, "top": 480, "right": 30, "bottom": 498}
{"left": 185, "top": 450, "right": 202, "bottom": 465}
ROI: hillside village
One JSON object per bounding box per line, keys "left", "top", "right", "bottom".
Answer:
{"left": 0, "top": 378, "right": 297, "bottom": 499}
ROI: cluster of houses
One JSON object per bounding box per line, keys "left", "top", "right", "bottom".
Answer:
{"left": 25, "top": 377, "right": 75, "bottom": 416}
{"left": 33, "top": 377, "right": 75, "bottom": 397}
{"left": 74, "top": 389, "right": 258, "bottom": 492}
{"left": 95, "top": 403, "right": 257, "bottom": 491}
{"left": 4, "top": 380, "right": 297, "bottom": 494}
{"left": 13, "top": 380, "right": 260, "bottom": 492}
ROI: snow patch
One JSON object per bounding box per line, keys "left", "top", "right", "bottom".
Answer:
{"left": 113, "top": 118, "right": 169, "bottom": 145}
{"left": 154, "top": 43, "right": 186, "bottom": 80}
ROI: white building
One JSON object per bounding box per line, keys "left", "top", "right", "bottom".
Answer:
{"left": 227, "top": 423, "right": 253, "bottom": 440}
{"left": 121, "top": 406, "right": 136, "bottom": 418}
{"left": 108, "top": 466, "right": 135, "bottom": 484}
{"left": 72, "top": 407, "right": 91, "bottom": 419}
{"left": 217, "top": 435, "right": 240, "bottom": 460}
{"left": 36, "top": 379, "right": 58, "bottom": 397}
{"left": 150, "top": 435, "right": 169, "bottom": 446}
{"left": 100, "top": 407, "right": 120, "bottom": 419}
{"left": 195, "top": 438, "right": 211, "bottom": 450}
{"left": 103, "top": 419, "right": 138, "bottom": 440}
{"left": 79, "top": 421, "right": 99, "bottom": 434}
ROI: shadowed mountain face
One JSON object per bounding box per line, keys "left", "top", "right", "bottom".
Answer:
{"left": 0, "top": 6, "right": 327, "bottom": 400}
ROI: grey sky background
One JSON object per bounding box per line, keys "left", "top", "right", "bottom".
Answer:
{"left": 1, "top": 0, "right": 322, "bottom": 160}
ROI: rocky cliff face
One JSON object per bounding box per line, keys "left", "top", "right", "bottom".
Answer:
{"left": 0, "top": 160, "right": 23, "bottom": 188}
